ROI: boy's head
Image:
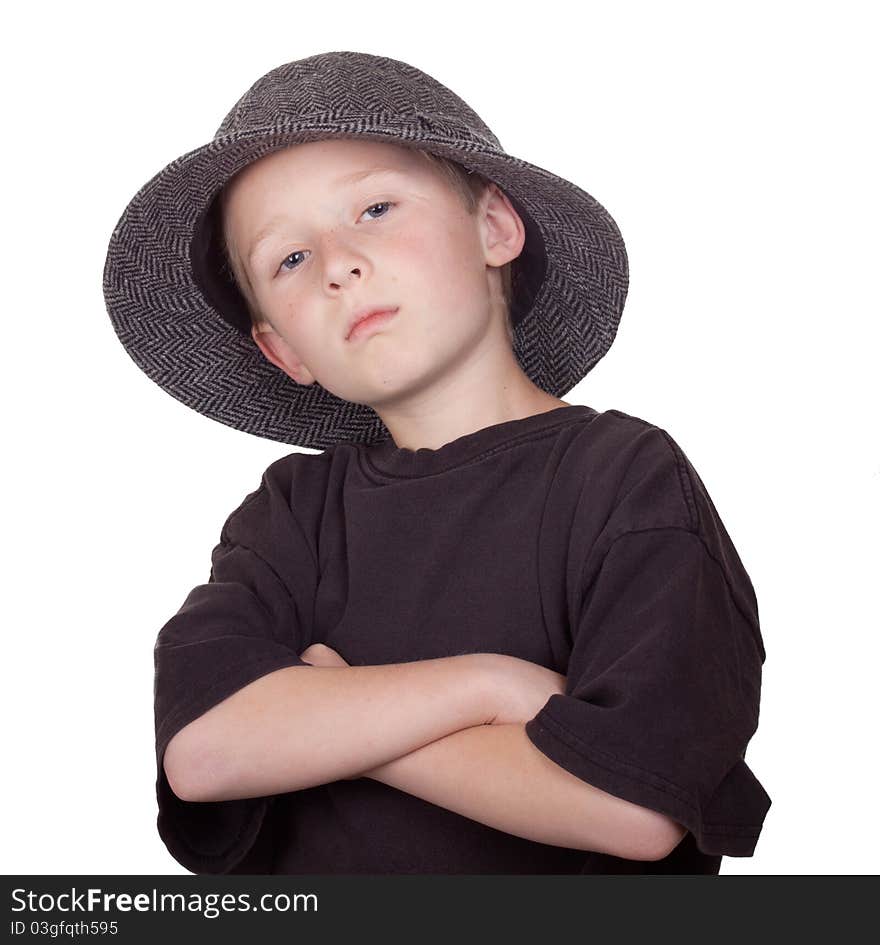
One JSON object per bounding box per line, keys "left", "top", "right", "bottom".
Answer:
{"left": 105, "top": 51, "right": 629, "bottom": 448}
{"left": 216, "top": 137, "right": 525, "bottom": 411}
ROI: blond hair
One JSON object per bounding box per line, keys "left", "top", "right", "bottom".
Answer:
{"left": 219, "top": 147, "right": 516, "bottom": 344}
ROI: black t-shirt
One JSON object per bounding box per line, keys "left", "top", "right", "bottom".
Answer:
{"left": 153, "top": 404, "right": 771, "bottom": 874}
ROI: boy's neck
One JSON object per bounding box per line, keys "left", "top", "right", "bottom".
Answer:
{"left": 378, "top": 387, "right": 572, "bottom": 453}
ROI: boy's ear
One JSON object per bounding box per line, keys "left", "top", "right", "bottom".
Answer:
{"left": 250, "top": 322, "right": 316, "bottom": 386}
{"left": 480, "top": 182, "right": 526, "bottom": 268}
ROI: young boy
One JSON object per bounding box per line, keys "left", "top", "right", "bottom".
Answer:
{"left": 103, "top": 51, "right": 771, "bottom": 875}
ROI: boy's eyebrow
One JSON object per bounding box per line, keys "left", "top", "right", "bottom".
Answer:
{"left": 245, "top": 166, "right": 404, "bottom": 266}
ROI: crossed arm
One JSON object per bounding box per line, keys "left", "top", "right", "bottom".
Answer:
{"left": 354, "top": 723, "right": 682, "bottom": 860}
{"left": 163, "top": 644, "right": 686, "bottom": 862}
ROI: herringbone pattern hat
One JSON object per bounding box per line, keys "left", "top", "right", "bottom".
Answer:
{"left": 102, "top": 50, "right": 629, "bottom": 449}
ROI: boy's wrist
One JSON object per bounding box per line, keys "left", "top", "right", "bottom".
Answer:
{"left": 464, "top": 653, "right": 506, "bottom": 726}
{"left": 348, "top": 653, "right": 501, "bottom": 782}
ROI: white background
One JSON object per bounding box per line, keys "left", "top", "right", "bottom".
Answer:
{"left": 3, "top": 0, "right": 877, "bottom": 875}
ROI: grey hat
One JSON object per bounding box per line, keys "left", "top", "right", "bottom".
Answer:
{"left": 102, "top": 50, "right": 629, "bottom": 450}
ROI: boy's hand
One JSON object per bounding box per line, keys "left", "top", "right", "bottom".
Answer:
{"left": 299, "top": 643, "right": 349, "bottom": 668}
{"left": 481, "top": 654, "right": 568, "bottom": 725}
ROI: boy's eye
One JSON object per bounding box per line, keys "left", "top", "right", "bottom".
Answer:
{"left": 362, "top": 201, "right": 393, "bottom": 220}
{"left": 276, "top": 201, "right": 395, "bottom": 274}
{"left": 279, "top": 250, "right": 308, "bottom": 273}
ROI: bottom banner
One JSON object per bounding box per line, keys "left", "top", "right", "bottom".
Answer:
{"left": 3, "top": 875, "right": 872, "bottom": 942}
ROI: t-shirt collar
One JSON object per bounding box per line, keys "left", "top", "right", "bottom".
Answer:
{"left": 361, "top": 404, "right": 596, "bottom": 478}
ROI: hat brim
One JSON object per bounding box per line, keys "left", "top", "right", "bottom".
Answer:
{"left": 103, "top": 123, "right": 628, "bottom": 449}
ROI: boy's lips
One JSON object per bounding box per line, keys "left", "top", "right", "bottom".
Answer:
{"left": 345, "top": 305, "right": 399, "bottom": 342}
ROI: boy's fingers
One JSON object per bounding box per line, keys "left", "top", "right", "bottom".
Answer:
{"left": 299, "top": 642, "right": 350, "bottom": 667}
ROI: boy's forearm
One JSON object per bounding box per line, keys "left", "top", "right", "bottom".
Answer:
{"left": 164, "top": 655, "right": 493, "bottom": 802}
{"left": 361, "top": 724, "right": 686, "bottom": 861}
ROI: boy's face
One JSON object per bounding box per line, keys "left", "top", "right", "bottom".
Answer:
{"left": 221, "top": 138, "right": 523, "bottom": 412}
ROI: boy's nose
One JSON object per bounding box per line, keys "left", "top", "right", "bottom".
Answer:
{"left": 327, "top": 266, "right": 363, "bottom": 290}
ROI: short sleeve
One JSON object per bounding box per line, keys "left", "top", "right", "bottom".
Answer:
{"left": 525, "top": 525, "right": 771, "bottom": 858}
{"left": 153, "top": 468, "right": 318, "bottom": 874}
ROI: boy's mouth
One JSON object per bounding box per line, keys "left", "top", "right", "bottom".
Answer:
{"left": 346, "top": 306, "right": 399, "bottom": 342}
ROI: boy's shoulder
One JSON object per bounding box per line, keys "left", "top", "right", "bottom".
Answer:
{"left": 588, "top": 406, "right": 692, "bottom": 460}
{"left": 568, "top": 407, "right": 703, "bottom": 518}
{"left": 563, "top": 407, "right": 748, "bottom": 567}
{"left": 219, "top": 448, "right": 334, "bottom": 551}
{"left": 577, "top": 408, "right": 760, "bottom": 635}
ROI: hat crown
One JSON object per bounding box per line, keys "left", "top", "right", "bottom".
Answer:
{"left": 215, "top": 50, "right": 502, "bottom": 151}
